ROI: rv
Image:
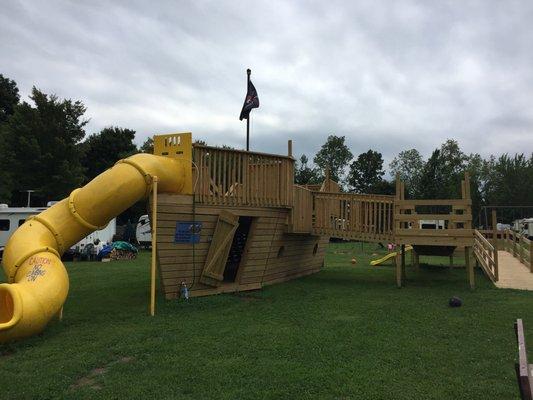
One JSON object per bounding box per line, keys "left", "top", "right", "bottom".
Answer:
{"left": 0, "top": 203, "right": 116, "bottom": 259}
{"left": 513, "top": 218, "right": 533, "bottom": 239}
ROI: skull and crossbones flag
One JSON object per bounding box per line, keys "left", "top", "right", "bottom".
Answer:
{"left": 239, "top": 79, "right": 260, "bottom": 120}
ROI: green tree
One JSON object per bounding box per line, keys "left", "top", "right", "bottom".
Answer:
{"left": 0, "top": 74, "right": 19, "bottom": 123}
{"left": 0, "top": 74, "right": 20, "bottom": 202}
{"left": 295, "top": 154, "right": 320, "bottom": 185}
{"left": 389, "top": 149, "right": 424, "bottom": 197}
{"left": 81, "top": 127, "right": 137, "bottom": 181}
{"left": 140, "top": 137, "right": 153, "bottom": 153}
{"left": 313, "top": 135, "right": 353, "bottom": 184}
{"left": 484, "top": 154, "right": 533, "bottom": 207}
{"left": 0, "top": 127, "right": 13, "bottom": 203}
{"left": 418, "top": 149, "right": 446, "bottom": 199}
{"left": 465, "top": 153, "right": 485, "bottom": 225}
{"left": 418, "top": 139, "right": 467, "bottom": 199}
{"left": 2, "top": 87, "right": 87, "bottom": 205}
{"left": 347, "top": 150, "right": 386, "bottom": 194}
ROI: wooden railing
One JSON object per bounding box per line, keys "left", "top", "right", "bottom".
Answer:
{"left": 193, "top": 145, "right": 294, "bottom": 208}
{"left": 312, "top": 192, "right": 395, "bottom": 241}
{"left": 504, "top": 229, "right": 533, "bottom": 272}
{"left": 473, "top": 229, "right": 499, "bottom": 282}
{"left": 289, "top": 185, "right": 313, "bottom": 233}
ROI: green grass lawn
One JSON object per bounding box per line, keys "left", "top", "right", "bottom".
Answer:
{"left": 1, "top": 242, "right": 532, "bottom": 399}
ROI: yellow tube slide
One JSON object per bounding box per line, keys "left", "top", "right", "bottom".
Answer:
{"left": 0, "top": 153, "right": 187, "bottom": 343}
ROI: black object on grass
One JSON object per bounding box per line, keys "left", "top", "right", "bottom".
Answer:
{"left": 449, "top": 297, "right": 462, "bottom": 307}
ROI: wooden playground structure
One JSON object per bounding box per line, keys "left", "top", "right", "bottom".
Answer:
{"left": 151, "top": 134, "right": 533, "bottom": 299}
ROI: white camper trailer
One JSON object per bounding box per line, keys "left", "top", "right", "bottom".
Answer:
{"left": 0, "top": 204, "right": 47, "bottom": 256}
{"left": 0, "top": 203, "right": 116, "bottom": 259}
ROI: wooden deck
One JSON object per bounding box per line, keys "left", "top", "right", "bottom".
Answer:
{"left": 495, "top": 251, "right": 533, "bottom": 291}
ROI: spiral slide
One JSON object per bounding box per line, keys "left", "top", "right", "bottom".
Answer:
{"left": 0, "top": 134, "right": 191, "bottom": 343}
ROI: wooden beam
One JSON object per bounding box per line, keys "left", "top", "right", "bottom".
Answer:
{"left": 150, "top": 176, "right": 158, "bottom": 316}
{"left": 396, "top": 244, "right": 402, "bottom": 288}
{"left": 466, "top": 246, "right": 474, "bottom": 289}
{"left": 401, "top": 244, "right": 406, "bottom": 280}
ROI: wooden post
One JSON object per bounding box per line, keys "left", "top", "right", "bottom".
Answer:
{"left": 529, "top": 239, "right": 533, "bottom": 273}
{"left": 491, "top": 211, "right": 499, "bottom": 280}
{"left": 246, "top": 68, "right": 251, "bottom": 151}
{"left": 466, "top": 246, "right": 474, "bottom": 289}
{"left": 401, "top": 244, "right": 406, "bottom": 280}
{"left": 287, "top": 140, "right": 293, "bottom": 158}
{"left": 504, "top": 229, "right": 508, "bottom": 252}
{"left": 491, "top": 210, "right": 498, "bottom": 251}
{"left": 519, "top": 235, "right": 524, "bottom": 264}
{"left": 150, "top": 176, "right": 158, "bottom": 317}
{"left": 396, "top": 245, "right": 402, "bottom": 288}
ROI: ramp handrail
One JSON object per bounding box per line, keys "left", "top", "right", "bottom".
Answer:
{"left": 473, "top": 229, "right": 499, "bottom": 282}
{"left": 504, "top": 229, "right": 533, "bottom": 272}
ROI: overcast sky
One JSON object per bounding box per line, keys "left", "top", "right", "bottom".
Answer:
{"left": 1, "top": 0, "right": 532, "bottom": 173}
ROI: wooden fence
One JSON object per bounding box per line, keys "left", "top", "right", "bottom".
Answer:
{"left": 193, "top": 145, "right": 294, "bottom": 208}
{"left": 473, "top": 229, "right": 499, "bottom": 282}
{"left": 503, "top": 229, "right": 533, "bottom": 272}
{"left": 312, "top": 192, "right": 395, "bottom": 242}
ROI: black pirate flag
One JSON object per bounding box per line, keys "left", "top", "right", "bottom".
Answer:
{"left": 239, "top": 79, "right": 260, "bottom": 120}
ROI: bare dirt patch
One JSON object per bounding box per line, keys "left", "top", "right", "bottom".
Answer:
{"left": 70, "top": 356, "right": 135, "bottom": 391}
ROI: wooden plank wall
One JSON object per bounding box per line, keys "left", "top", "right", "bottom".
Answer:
{"left": 155, "top": 193, "right": 328, "bottom": 299}
{"left": 289, "top": 185, "right": 314, "bottom": 233}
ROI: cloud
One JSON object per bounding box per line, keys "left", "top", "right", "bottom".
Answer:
{"left": 1, "top": 0, "right": 532, "bottom": 167}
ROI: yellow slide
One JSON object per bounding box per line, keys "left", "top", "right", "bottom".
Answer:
{"left": 370, "top": 246, "right": 413, "bottom": 266}
{"left": 0, "top": 134, "right": 191, "bottom": 343}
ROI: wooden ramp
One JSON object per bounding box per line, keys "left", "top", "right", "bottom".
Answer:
{"left": 495, "top": 251, "right": 533, "bottom": 291}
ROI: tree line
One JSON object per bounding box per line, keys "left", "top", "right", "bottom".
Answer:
{"left": 295, "top": 135, "right": 533, "bottom": 226}
{"left": 0, "top": 74, "right": 153, "bottom": 209}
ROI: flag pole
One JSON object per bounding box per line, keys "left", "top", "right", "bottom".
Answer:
{"left": 246, "top": 68, "right": 251, "bottom": 151}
